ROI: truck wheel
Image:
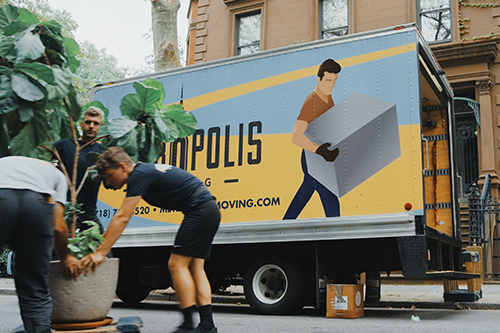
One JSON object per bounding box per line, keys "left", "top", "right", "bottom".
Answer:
{"left": 116, "top": 288, "right": 151, "bottom": 303}
{"left": 244, "top": 257, "right": 305, "bottom": 314}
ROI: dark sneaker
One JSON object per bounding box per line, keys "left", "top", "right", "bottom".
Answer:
{"left": 171, "top": 326, "right": 196, "bottom": 333}
{"left": 194, "top": 325, "right": 218, "bottom": 333}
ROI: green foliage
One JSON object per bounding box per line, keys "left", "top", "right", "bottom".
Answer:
{"left": 73, "top": 41, "right": 127, "bottom": 104}
{"left": 0, "top": 3, "right": 81, "bottom": 158}
{"left": 67, "top": 221, "right": 103, "bottom": 260}
{"left": 101, "top": 78, "right": 197, "bottom": 163}
{"left": 64, "top": 202, "right": 83, "bottom": 223}
{"left": 0, "top": 245, "right": 12, "bottom": 276}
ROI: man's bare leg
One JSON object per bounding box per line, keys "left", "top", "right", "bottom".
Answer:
{"left": 189, "top": 258, "right": 216, "bottom": 332}
{"left": 169, "top": 253, "right": 197, "bottom": 332}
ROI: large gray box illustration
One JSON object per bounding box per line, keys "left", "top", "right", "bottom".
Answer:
{"left": 304, "top": 92, "right": 400, "bottom": 197}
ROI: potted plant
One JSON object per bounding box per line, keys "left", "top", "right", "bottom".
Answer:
{"left": 0, "top": 3, "right": 197, "bottom": 325}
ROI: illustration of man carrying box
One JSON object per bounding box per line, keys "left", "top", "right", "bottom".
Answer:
{"left": 283, "top": 59, "right": 342, "bottom": 219}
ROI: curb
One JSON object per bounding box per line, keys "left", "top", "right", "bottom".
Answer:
{"left": 3, "top": 288, "right": 500, "bottom": 311}
{"left": 146, "top": 292, "right": 500, "bottom": 311}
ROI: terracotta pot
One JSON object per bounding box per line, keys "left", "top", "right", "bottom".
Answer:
{"left": 48, "top": 257, "right": 119, "bottom": 324}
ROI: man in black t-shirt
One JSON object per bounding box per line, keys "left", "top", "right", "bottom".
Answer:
{"left": 54, "top": 106, "right": 105, "bottom": 233}
{"left": 81, "top": 147, "right": 220, "bottom": 333}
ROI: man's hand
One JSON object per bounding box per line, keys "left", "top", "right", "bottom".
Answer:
{"left": 81, "top": 251, "right": 107, "bottom": 275}
{"left": 316, "top": 143, "right": 339, "bottom": 162}
{"left": 61, "top": 255, "right": 82, "bottom": 280}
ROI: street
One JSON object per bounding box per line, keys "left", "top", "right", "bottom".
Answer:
{"left": 1, "top": 295, "right": 500, "bottom": 333}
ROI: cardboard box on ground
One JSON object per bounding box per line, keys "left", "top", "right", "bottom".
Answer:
{"left": 326, "top": 284, "right": 364, "bottom": 319}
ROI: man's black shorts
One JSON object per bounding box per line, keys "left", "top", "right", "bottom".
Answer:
{"left": 172, "top": 199, "right": 220, "bottom": 260}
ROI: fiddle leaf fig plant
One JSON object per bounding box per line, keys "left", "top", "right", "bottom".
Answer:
{"left": 0, "top": 4, "right": 81, "bottom": 158}
{"left": 0, "top": 4, "right": 198, "bottom": 240}
{"left": 67, "top": 221, "right": 104, "bottom": 260}
{"left": 100, "top": 77, "right": 197, "bottom": 163}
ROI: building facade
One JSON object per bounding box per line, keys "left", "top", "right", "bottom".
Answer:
{"left": 186, "top": 0, "right": 500, "bottom": 201}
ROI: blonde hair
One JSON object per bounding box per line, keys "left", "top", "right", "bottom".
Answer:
{"left": 83, "top": 106, "right": 105, "bottom": 120}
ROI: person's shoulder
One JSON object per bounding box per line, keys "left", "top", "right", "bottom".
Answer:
{"left": 93, "top": 141, "right": 105, "bottom": 152}
{"left": 53, "top": 138, "right": 72, "bottom": 148}
{"left": 133, "top": 162, "right": 155, "bottom": 174}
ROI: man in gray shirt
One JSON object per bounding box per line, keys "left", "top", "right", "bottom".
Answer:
{"left": 0, "top": 156, "right": 81, "bottom": 333}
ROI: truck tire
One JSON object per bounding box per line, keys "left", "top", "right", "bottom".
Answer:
{"left": 116, "top": 288, "right": 151, "bottom": 303}
{"left": 244, "top": 257, "right": 305, "bottom": 314}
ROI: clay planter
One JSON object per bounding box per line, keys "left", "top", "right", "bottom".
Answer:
{"left": 48, "top": 258, "right": 119, "bottom": 324}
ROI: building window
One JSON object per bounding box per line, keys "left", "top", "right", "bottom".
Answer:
{"left": 320, "top": 0, "right": 348, "bottom": 39}
{"left": 236, "top": 11, "right": 261, "bottom": 55}
{"left": 418, "top": 0, "right": 452, "bottom": 43}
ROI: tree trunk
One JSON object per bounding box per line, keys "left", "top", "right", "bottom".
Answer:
{"left": 151, "top": 0, "right": 181, "bottom": 71}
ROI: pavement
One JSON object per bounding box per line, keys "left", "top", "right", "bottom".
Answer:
{"left": 2, "top": 277, "right": 500, "bottom": 310}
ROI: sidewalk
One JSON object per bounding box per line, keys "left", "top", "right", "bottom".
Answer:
{"left": 2, "top": 277, "right": 500, "bottom": 310}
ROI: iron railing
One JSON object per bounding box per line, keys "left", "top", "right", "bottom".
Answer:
{"left": 467, "top": 174, "right": 500, "bottom": 279}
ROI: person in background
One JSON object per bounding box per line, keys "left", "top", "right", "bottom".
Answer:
{"left": 81, "top": 147, "right": 220, "bottom": 333}
{"left": 0, "top": 156, "right": 81, "bottom": 333}
{"left": 54, "top": 106, "right": 106, "bottom": 233}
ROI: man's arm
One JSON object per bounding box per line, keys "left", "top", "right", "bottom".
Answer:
{"left": 291, "top": 119, "right": 319, "bottom": 152}
{"left": 291, "top": 119, "right": 339, "bottom": 162}
{"left": 81, "top": 195, "right": 142, "bottom": 273}
{"left": 53, "top": 202, "right": 81, "bottom": 279}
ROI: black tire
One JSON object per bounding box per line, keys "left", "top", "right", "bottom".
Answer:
{"left": 116, "top": 288, "right": 151, "bottom": 303}
{"left": 244, "top": 257, "right": 305, "bottom": 314}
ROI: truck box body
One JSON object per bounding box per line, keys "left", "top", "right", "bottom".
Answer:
{"left": 90, "top": 24, "right": 460, "bottom": 313}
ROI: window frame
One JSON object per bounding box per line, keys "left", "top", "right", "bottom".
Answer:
{"left": 319, "top": 0, "right": 349, "bottom": 39}
{"left": 228, "top": 1, "right": 266, "bottom": 57}
{"left": 235, "top": 10, "right": 262, "bottom": 56}
{"left": 417, "top": 0, "right": 453, "bottom": 44}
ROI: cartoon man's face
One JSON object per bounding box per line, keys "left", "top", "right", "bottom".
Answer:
{"left": 316, "top": 71, "right": 338, "bottom": 96}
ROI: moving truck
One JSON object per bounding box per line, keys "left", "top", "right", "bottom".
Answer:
{"left": 91, "top": 24, "right": 465, "bottom": 314}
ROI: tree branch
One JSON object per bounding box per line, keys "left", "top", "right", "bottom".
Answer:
{"left": 40, "top": 144, "right": 72, "bottom": 189}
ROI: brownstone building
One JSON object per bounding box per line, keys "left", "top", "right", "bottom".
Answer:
{"left": 185, "top": 0, "right": 500, "bottom": 199}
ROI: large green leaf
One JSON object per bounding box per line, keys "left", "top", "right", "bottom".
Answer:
{"left": 0, "top": 36, "right": 16, "bottom": 62}
{"left": 40, "top": 20, "right": 62, "bottom": 39}
{"left": 9, "top": 108, "right": 50, "bottom": 157}
{"left": 31, "top": 106, "right": 50, "bottom": 144}
{"left": 41, "top": 65, "right": 70, "bottom": 100}
{"left": 63, "top": 37, "right": 79, "bottom": 57}
{"left": 107, "top": 117, "right": 137, "bottom": 139}
{"left": 153, "top": 114, "right": 169, "bottom": 142}
{"left": 120, "top": 93, "right": 143, "bottom": 119}
{"left": 0, "top": 66, "right": 11, "bottom": 76}
{"left": 65, "top": 84, "right": 81, "bottom": 121}
{"left": 15, "top": 28, "right": 45, "bottom": 62}
{"left": 142, "top": 78, "right": 164, "bottom": 108}
{"left": 39, "top": 32, "right": 63, "bottom": 58}
{"left": 133, "top": 81, "right": 163, "bottom": 115}
{"left": 17, "top": 100, "right": 35, "bottom": 122}
{"left": 0, "top": 4, "right": 18, "bottom": 28}
{"left": 17, "top": 8, "right": 39, "bottom": 25}
{"left": 16, "top": 63, "right": 55, "bottom": 85}
{"left": 67, "top": 55, "right": 80, "bottom": 73}
{"left": 0, "top": 114, "right": 10, "bottom": 157}
{"left": 117, "top": 127, "right": 139, "bottom": 158}
{"left": 0, "top": 78, "right": 19, "bottom": 115}
{"left": 85, "top": 151, "right": 101, "bottom": 163}
{"left": 3, "top": 21, "right": 29, "bottom": 36}
{"left": 11, "top": 72, "right": 45, "bottom": 102}
{"left": 47, "top": 102, "right": 74, "bottom": 141}
{"left": 10, "top": 123, "right": 37, "bottom": 157}
{"left": 159, "top": 107, "right": 197, "bottom": 139}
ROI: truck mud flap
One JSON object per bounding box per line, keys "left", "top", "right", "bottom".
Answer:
{"left": 397, "top": 235, "right": 427, "bottom": 279}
